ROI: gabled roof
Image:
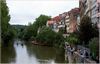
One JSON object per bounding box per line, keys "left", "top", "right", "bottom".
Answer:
{"left": 52, "top": 16, "right": 61, "bottom": 22}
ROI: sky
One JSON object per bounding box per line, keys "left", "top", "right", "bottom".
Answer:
{"left": 6, "top": 0, "right": 79, "bottom": 25}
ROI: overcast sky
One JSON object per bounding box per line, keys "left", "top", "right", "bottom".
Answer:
{"left": 6, "top": 0, "right": 79, "bottom": 25}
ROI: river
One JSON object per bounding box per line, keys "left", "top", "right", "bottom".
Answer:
{"left": 1, "top": 39, "right": 66, "bottom": 64}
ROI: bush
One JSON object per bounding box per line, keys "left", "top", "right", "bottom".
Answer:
{"left": 89, "top": 37, "right": 99, "bottom": 60}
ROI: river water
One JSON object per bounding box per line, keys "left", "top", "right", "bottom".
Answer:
{"left": 1, "top": 40, "right": 66, "bottom": 64}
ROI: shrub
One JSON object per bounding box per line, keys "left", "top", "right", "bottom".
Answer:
{"left": 89, "top": 37, "right": 99, "bottom": 60}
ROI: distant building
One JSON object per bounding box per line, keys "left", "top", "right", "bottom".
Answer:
{"left": 46, "top": 16, "right": 61, "bottom": 32}
{"left": 46, "top": 8, "right": 80, "bottom": 34}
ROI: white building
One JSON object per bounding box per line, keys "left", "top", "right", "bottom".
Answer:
{"left": 81, "top": 0, "right": 100, "bottom": 24}
{"left": 91, "top": 0, "right": 100, "bottom": 24}
{"left": 65, "top": 13, "right": 70, "bottom": 33}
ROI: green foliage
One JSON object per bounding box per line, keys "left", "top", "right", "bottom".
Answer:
{"left": 59, "top": 28, "right": 65, "bottom": 34}
{"left": 12, "top": 25, "right": 27, "bottom": 39}
{"left": 36, "top": 26, "right": 56, "bottom": 46}
{"left": 54, "top": 32, "right": 65, "bottom": 48}
{"left": 1, "top": 0, "right": 10, "bottom": 41}
{"left": 89, "top": 37, "right": 99, "bottom": 59}
{"left": 36, "top": 26, "right": 64, "bottom": 48}
{"left": 22, "top": 15, "right": 51, "bottom": 41}
{"left": 79, "top": 15, "right": 95, "bottom": 45}
{"left": 35, "top": 15, "right": 51, "bottom": 28}
{"left": 22, "top": 24, "right": 37, "bottom": 40}
{"left": 1, "top": 0, "right": 16, "bottom": 45}
{"left": 92, "top": 23, "right": 99, "bottom": 37}
{"left": 66, "top": 33, "right": 79, "bottom": 45}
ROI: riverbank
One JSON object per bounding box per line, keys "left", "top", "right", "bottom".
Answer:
{"left": 31, "top": 41, "right": 52, "bottom": 47}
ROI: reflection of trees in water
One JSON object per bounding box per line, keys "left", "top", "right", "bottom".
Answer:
{"left": 34, "top": 46, "right": 56, "bottom": 60}
{"left": 26, "top": 44, "right": 56, "bottom": 60}
{"left": 25, "top": 43, "right": 65, "bottom": 63}
{"left": 24, "top": 43, "right": 35, "bottom": 57}
{"left": 54, "top": 48, "right": 66, "bottom": 63}
{"left": 1, "top": 45, "right": 16, "bottom": 63}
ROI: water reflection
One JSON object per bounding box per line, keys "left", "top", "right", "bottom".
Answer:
{"left": 1, "top": 40, "right": 66, "bottom": 64}
{"left": 1, "top": 43, "right": 16, "bottom": 63}
{"left": 25, "top": 42, "right": 66, "bottom": 63}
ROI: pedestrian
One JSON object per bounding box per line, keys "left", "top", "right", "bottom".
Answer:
{"left": 71, "top": 47, "right": 75, "bottom": 55}
{"left": 83, "top": 49, "right": 88, "bottom": 58}
{"left": 21, "top": 43, "right": 23, "bottom": 47}
{"left": 67, "top": 45, "right": 71, "bottom": 52}
{"left": 16, "top": 43, "right": 18, "bottom": 46}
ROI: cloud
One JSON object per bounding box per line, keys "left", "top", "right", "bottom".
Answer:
{"left": 6, "top": 0, "right": 79, "bottom": 25}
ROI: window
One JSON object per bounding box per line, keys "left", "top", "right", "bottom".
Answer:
{"left": 98, "top": 3, "right": 100, "bottom": 12}
{"left": 92, "top": 5, "right": 97, "bottom": 16}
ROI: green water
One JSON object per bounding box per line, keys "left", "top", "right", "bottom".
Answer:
{"left": 1, "top": 40, "right": 66, "bottom": 64}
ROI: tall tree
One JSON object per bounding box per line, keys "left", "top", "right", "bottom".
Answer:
{"left": 1, "top": 0, "right": 15, "bottom": 45}
{"left": 1, "top": 0, "right": 10, "bottom": 33}
{"left": 35, "top": 14, "right": 51, "bottom": 28}
{"left": 79, "top": 15, "right": 94, "bottom": 45}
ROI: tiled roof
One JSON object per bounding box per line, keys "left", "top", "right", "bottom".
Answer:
{"left": 47, "top": 7, "right": 79, "bottom": 25}
{"left": 69, "top": 8, "right": 80, "bottom": 15}
{"left": 52, "top": 16, "right": 61, "bottom": 22}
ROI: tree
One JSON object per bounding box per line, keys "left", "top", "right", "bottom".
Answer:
{"left": 36, "top": 26, "right": 56, "bottom": 46}
{"left": 22, "top": 23, "right": 37, "bottom": 40}
{"left": 35, "top": 14, "right": 51, "bottom": 28}
{"left": 22, "top": 15, "right": 51, "bottom": 41}
{"left": 1, "top": 0, "right": 10, "bottom": 41}
{"left": 79, "top": 15, "right": 94, "bottom": 45}
{"left": 1, "top": 0, "right": 10, "bottom": 43}
{"left": 1, "top": 0, "right": 15, "bottom": 45}
{"left": 36, "top": 26, "right": 64, "bottom": 48}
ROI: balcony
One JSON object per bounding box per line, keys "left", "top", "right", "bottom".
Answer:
{"left": 65, "top": 23, "right": 69, "bottom": 25}
{"left": 65, "top": 19, "right": 70, "bottom": 22}
{"left": 58, "top": 25, "right": 65, "bottom": 28}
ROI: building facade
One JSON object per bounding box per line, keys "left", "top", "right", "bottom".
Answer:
{"left": 91, "top": 0, "right": 100, "bottom": 24}
{"left": 65, "top": 12, "right": 70, "bottom": 33}
{"left": 79, "top": 0, "right": 100, "bottom": 25}
{"left": 47, "top": 8, "right": 80, "bottom": 34}
{"left": 68, "top": 8, "right": 80, "bottom": 33}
